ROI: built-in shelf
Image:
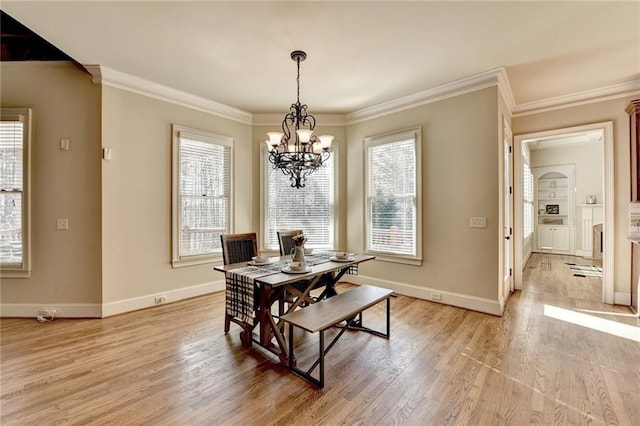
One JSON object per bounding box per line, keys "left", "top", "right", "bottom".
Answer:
{"left": 533, "top": 165, "right": 576, "bottom": 254}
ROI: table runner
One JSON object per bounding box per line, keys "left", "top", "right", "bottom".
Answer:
{"left": 225, "top": 252, "right": 358, "bottom": 323}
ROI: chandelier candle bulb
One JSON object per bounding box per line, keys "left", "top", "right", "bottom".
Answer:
{"left": 318, "top": 135, "right": 334, "bottom": 149}
{"left": 296, "top": 129, "right": 313, "bottom": 143}
{"left": 267, "top": 132, "right": 283, "bottom": 146}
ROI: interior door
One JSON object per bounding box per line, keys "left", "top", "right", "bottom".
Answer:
{"left": 504, "top": 120, "right": 514, "bottom": 292}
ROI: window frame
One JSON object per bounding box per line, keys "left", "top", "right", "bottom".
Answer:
{"left": 260, "top": 142, "right": 338, "bottom": 252}
{"left": 364, "top": 127, "right": 422, "bottom": 265}
{"left": 171, "top": 124, "right": 234, "bottom": 268}
{"left": 0, "top": 108, "right": 32, "bottom": 278}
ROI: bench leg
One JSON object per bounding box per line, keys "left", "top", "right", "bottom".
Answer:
{"left": 288, "top": 324, "right": 325, "bottom": 388}
{"left": 336, "top": 298, "right": 391, "bottom": 339}
{"left": 319, "top": 330, "right": 325, "bottom": 388}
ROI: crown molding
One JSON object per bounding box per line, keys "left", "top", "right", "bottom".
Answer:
{"left": 512, "top": 79, "right": 640, "bottom": 117}
{"left": 252, "top": 113, "right": 348, "bottom": 127}
{"left": 346, "top": 67, "right": 512, "bottom": 125}
{"left": 85, "top": 65, "right": 253, "bottom": 125}
{"left": 83, "top": 63, "right": 638, "bottom": 126}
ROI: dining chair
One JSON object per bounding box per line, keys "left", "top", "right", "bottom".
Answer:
{"left": 221, "top": 232, "right": 258, "bottom": 265}
{"left": 220, "top": 232, "right": 259, "bottom": 337}
{"left": 277, "top": 229, "right": 303, "bottom": 256}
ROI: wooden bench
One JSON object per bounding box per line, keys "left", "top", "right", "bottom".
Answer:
{"left": 279, "top": 284, "right": 393, "bottom": 388}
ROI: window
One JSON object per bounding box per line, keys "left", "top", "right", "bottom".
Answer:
{"left": 172, "top": 125, "right": 233, "bottom": 267}
{"left": 262, "top": 148, "right": 335, "bottom": 251}
{"left": 522, "top": 143, "right": 534, "bottom": 241}
{"left": 0, "top": 108, "right": 31, "bottom": 277}
{"left": 364, "top": 127, "right": 422, "bottom": 264}
{"left": 523, "top": 162, "right": 535, "bottom": 240}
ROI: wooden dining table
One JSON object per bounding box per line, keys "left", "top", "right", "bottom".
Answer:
{"left": 214, "top": 252, "right": 375, "bottom": 364}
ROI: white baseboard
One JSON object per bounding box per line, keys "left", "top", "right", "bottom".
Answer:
{"left": 614, "top": 292, "right": 631, "bottom": 306}
{"left": 2, "top": 277, "right": 504, "bottom": 319}
{"left": 343, "top": 274, "right": 502, "bottom": 316}
{"left": 0, "top": 303, "right": 102, "bottom": 318}
{"left": 1, "top": 280, "right": 226, "bottom": 319}
{"left": 102, "top": 280, "right": 224, "bottom": 317}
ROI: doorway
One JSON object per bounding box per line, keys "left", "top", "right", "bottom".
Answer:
{"left": 514, "top": 122, "right": 614, "bottom": 303}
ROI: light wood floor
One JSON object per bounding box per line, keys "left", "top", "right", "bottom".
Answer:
{"left": 2, "top": 259, "right": 639, "bottom": 425}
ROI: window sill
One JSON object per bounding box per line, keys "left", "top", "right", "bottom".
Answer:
{"left": 0, "top": 268, "right": 32, "bottom": 278}
{"left": 172, "top": 254, "right": 222, "bottom": 268}
{"left": 365, "top": 252, "right": 422, "bottom": 266}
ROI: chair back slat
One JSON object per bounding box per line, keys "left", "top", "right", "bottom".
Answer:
{"left": 277, "top": 229, "right": 303, "bottom": 256}
{"left": 220, "top": 233, "right": 258, "bottom": 265}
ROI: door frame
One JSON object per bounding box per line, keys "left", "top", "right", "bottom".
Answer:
{"left": 513, "top": 121, "right": 614, "bottom": 303}
{"left": 503, "top": 118, "right": 514, "bottom": 296}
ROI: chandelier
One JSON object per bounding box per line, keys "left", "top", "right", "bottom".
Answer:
{"left": 265, "top": 50, "right": 334, "bottom": 188}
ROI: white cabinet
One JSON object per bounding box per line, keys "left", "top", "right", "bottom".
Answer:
{"left": 537, "top": 226, "right": 570, "bottom": 252}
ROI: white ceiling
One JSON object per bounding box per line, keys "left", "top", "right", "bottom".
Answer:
{"left": 3, "top": 1, "right": 639, "bottom": 115}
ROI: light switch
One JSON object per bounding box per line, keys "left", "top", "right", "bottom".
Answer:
{"left": 56, "top": 218, "right": 69, "bottom": 230}
{"left": 60, "top": 138, "right": 70, "bottom": 151}
{"left": 470, "top": 217, "right": 487, "bottom": 228}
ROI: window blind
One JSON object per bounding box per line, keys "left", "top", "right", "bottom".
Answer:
{"left": 264, "top": 152, "right": 334, "bottom": 250}
{"left": 178, "top": 136, "right": 230, "bottom": 258}
{"left": 0, "top": 119, "right": 24, "bottom": 265}
{"left": 367, "top": 138, "right": 416, "bottom": 256}
{"left": 523, "top": 163, "right": 534, "bottom": 239}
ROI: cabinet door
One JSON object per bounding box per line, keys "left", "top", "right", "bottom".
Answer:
{"left": 537, "top": 226, "right": 554, "bottom": 248}
{"left": 554, "top": 227, "right": 570, "bottom": 251}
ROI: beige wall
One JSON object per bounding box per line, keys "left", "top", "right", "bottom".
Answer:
{"left": 3, "top": 61, "right": 634, "bottom": 316}
{"left": 513, "top": 96, "right": 637, "bottom": 296}
{"left": 346, "top": 88, "right": 501, "bottom": 302}
{"left": 101, "top": 86, "right": 253, "bottom": 307}
{"left": 0, "top": 62, "right": 102, "bottom": 308}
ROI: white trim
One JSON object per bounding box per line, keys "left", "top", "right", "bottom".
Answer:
{"left": 513, "top": 80, "right": 640, "bottom": 117}
{"left": 0, "top": 108, "right": 32, "bottom": 277}
{"left": 102, "top": 280, "right": 224, "bottom": 318}
{"left": 575, "top": 250, "right": 593, "bottom": 258}
{"left": 513, "top": 121, "right": 614, "bottom": 305}
{"left": 347, "top": 67, "right": 512, "bottom": 124}
{"left": 260, "top": 141, "right": 338, "bottom": 252}
{"left": 171, "top": 125, "right": 234, "bottom": 267}
{"left": 614, "top": 292, "right": 631, "bottom": 306}
{"left": 86, "top": 65, "right": 253, "bottom": 125}
{"left": 84, "top": 64, "right": 638, "bottom": 130}
{"left": 363, "top": 127, "right": 422, "bottom": 263}
{"left": 343, "top": 274, "right": 502, "bottom": 316}
{"left": 1, "top": 303, "right": 102, "bottom": 318}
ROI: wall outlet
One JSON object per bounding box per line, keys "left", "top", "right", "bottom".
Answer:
{"left": 154, "top": 296, "right": 167, "bottom": 304}
{"left": 56, "top": 218, "right": 69, "bottom": 230}
{"left": 431, "top": 292, "right": 442, "bottom": 301}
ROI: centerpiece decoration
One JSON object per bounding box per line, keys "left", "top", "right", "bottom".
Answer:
{"left": 290, "top": 233, "right": 307, "bottom": 266}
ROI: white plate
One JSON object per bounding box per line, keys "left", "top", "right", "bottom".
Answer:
{"left": 248, "top": 261, "right": 270, "bottom": 266}
{"left": 330, "top": 256, "right": 355, "bottom": 263}
{"left": 281, "top": 266, "right": 311, "bottom": 274}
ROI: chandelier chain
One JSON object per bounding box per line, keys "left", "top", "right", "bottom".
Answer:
{"left": 296, "top": 56, "right": 300, "bottom": 104}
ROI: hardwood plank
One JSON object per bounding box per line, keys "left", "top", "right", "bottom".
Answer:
{"left": 1, "top": 258, "right": 639, "bottom": 425}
